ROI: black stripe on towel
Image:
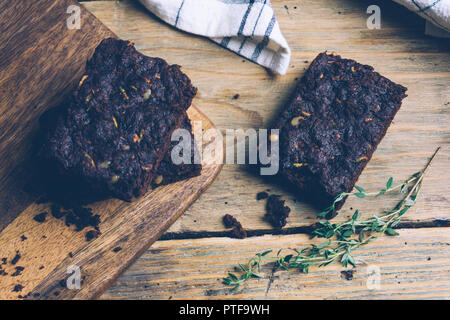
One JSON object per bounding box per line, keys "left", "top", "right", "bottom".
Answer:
{"left": 251, "top": 14, "right": 276, "bottom": 61}
{"left": 175, "top": 0, "right": 186, "bottom": 27}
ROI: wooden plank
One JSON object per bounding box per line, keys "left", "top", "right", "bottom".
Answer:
{"left": 102, "top": 228, "right": 450, "bottom": 300}
{"left": 82, "top": 0, "right": 450, "bottom": 237}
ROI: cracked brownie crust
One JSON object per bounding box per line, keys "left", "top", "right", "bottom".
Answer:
{"left": 273, "top": 52, "right": 407, "bottom": 213}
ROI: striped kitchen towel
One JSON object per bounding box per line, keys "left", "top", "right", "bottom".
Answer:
{"left": 138, "top": 0, "right": 291, "bottom": 75}
{"left": 393, "top": 0, "right": 450, "bottom": 37}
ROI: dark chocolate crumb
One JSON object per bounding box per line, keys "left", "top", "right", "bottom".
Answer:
{"left": 427, "top": 257, "right": 431, "bottom": 261}
{"left": 51, "top": 205, "right": 66, "bottom": 219}
{"left": 232, "top": 94, "right": 240, "bottom": 100}
{"left": 12, "top": 284, "right": 23, "bottom": 292}
{"left": 223, "top": 214, "right": 247, "bottom": 239}
{"left": 256, "top": 191, "right": 269, "bottom": 200}
{"left": 20, "top": 235, "right": 27, "bottom": 241}
{"left": 11, "top": 251, "right": 21, "bottom": 265}
{"left": 39, "top": 266, "right": 44, "bottom": 270}
{"left": 65, "top": 206, "right": 100, "bottom": 232}
{"left": 341, "top": 270, "right": 355, "bottom": 280}
{"left": 11, "top": 266, "right": 25, "bottom": 277}
{"left": 33, "top": 212, "right": 48, "bottom": 223}
{"left": 68, "top": 252, "right": 73, "bottom": 258}
{"left": 113, "top": 247, "right": 122, "bottom": 253}
{"left": 265, "top": 195, "right": 291, "bottom": 228}
{"left": 85, "top": 229, "right": 101, "bottom": 242}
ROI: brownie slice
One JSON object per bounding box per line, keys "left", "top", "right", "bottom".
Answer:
{"left": 39, "top": 38, "right": 197, "bottom": 201}
{"left": 272, "top": 52, "right": 407, "bottom": 215}
{"left": 152, "top": 116, "right": 202, "bottom": 188}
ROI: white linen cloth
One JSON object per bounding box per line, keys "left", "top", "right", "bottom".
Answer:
{"left": 138, "top": 0, "right": 291, "bottom": 75}
{"left": 393, "top": 0, "right": 450, "bottom": 37}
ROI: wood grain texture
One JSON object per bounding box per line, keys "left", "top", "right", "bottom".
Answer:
{"left": 102, "top": 228, "right": 450, "bottom": 300}
{"left": 82, "top": 0, "right": 450, "bottom": 238}
{"left": 0, "top": 0, "right": 222, "bottom": 299}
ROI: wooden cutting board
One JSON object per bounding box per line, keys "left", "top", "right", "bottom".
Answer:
{"left": 0, "top": 0, "right": 222, "bottom": 299}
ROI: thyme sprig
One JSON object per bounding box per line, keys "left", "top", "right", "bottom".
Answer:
{"left": 223, "top": 147, "right": 440, "bottom": 291}
{"left": 317, "top": 171, "right": 421, "bottom": 219}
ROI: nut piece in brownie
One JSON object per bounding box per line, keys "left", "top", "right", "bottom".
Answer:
{"left": 39, "top": 38, "right": 197, "bottom": 201}
{"left": 272, "top": 52, "right": 407, "bottom": 215}
{"left": 152, "top": 116, "right": 202, "bottom": 188}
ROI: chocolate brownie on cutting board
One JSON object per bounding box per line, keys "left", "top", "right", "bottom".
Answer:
{"left": 271, "top": 52, "right": 407, "bottom": 215}
{"left": 39, "top": 38, "right": 200, "bottom": 202}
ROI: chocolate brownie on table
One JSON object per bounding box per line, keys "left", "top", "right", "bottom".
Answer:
{"left": 39, "top": 38, "right": 198, "bottom": 201}
{"left": 271, "top": 52, "right": 407, "bottom": 216}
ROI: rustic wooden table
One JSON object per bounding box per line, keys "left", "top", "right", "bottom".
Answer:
{"left": 79, "top": 0, "right": 449, "bottom": 299}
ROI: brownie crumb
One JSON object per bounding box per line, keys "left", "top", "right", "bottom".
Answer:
{"left": 20, "top": 235, "right": 27, "bottom": 241}
{"left": 256, "top": 191, "right": 269, "bottom": 200}
{"left": 113, "top": 247, "right": 122, "bottom": 253}
{"left": 11, "top": 251, "right": 21, "bottom": 265}
{"left": 51, "top": 205, "right": 66, "bottom": 219}
{"left": 341, "top": 270, "right": 355, "bottom": 281}
{"left": 33, "top": 212, "right": 48, "bottom": 223}
{"left": 85, "top": 229, "right": 101, "bottom": 242}
{"left": 266, "top": 195, "right": 291, "bottom": 228}
{"left": 11, "top": 266, "right": 24, "bottom": 277}
{"left": 65, "top": 206, "right": 100, "bottom": 232}
{"left": 12, "top": 284, "right": 23, "bottom": 292}
{"left": 223, "top": 214, "right": 247, "bottom": 239}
